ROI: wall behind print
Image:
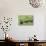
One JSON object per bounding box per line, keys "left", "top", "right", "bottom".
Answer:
{"left": 0, "top": 0, "right": 46, "bottom": 40}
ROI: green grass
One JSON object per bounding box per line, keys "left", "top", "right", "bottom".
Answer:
{"left": 18, "top": 15, "right": 33, "bottom": 25}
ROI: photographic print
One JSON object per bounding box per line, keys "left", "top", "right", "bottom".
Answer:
{"left": 18, "top": 15, "right": 33, "bottom": 25}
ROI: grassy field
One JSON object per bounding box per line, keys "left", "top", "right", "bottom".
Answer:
{"left": 18, "top": 15, "right": 33, "bottom": 25}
